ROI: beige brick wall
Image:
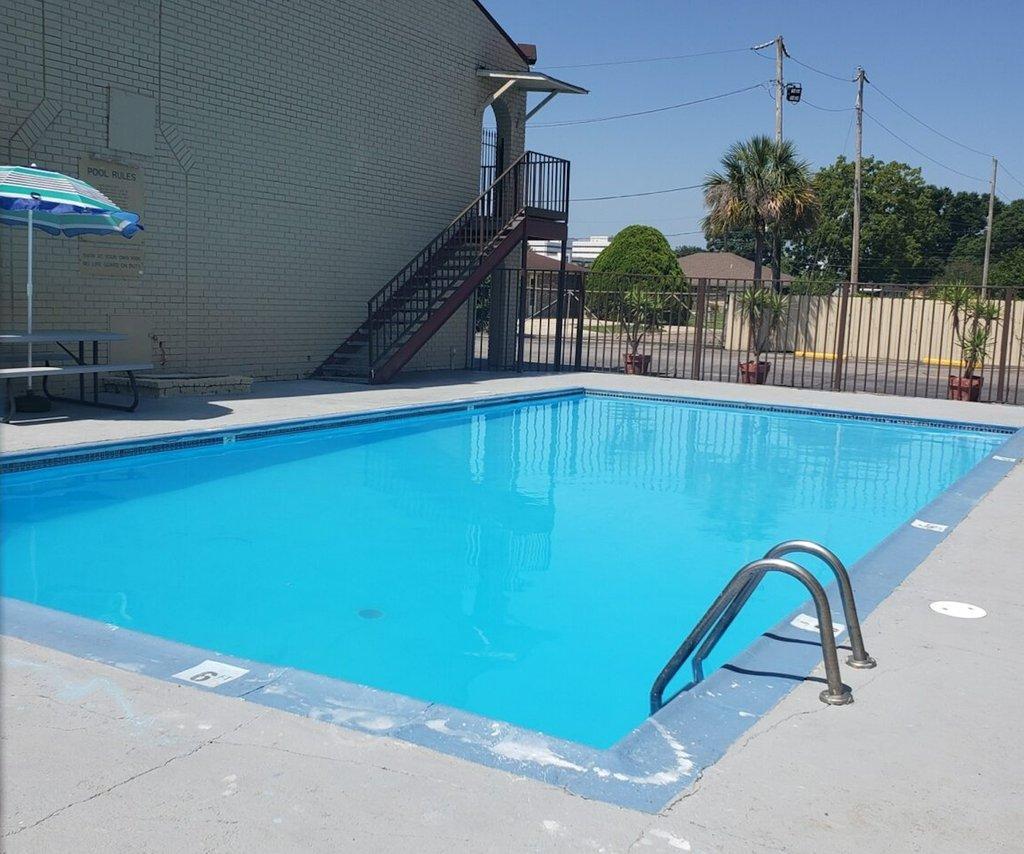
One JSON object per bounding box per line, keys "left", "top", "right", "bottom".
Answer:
{"left": 1, "top": 0, "right": 528, "bottom": 379}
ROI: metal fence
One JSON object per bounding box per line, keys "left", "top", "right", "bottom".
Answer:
{"left": 468, "top": 270, "right": 1024, "bottom": 406}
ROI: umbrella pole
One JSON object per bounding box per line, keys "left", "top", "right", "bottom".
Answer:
{"left": 15, "top": 208, "right": 49, "bottom": 413}
{"left": 26, "top": 208, "right": 33, "bottom": 389}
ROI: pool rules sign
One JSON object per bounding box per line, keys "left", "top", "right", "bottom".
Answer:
{"left": 78, "top": 156, "right": 145, "bottom": 278}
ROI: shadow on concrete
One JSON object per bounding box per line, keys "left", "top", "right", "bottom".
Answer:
{"left": 721, "top": 663, "right": 828, "bottom": 686}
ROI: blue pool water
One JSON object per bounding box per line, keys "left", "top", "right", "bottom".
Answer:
{"left": 0, "top": 394, "right": 1005, "bottom": 747}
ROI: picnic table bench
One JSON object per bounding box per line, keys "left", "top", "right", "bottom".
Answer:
{"left": 1, "top": 330, "right": 151, "bottom": 423}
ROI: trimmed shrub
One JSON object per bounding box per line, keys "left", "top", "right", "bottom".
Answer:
{"left": 591, "top": 225, "right": 681, "bottom": 278}
{"left": 588, "top": 225, "right": 684, "bottom": 320}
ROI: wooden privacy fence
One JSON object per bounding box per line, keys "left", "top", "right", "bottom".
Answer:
{"left": 468, "top": 271, "right": 1024, "bottom": 405}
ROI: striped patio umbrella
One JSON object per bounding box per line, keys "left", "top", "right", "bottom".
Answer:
{"left": 0, "top": 164, "right": 144, "bottom": 389}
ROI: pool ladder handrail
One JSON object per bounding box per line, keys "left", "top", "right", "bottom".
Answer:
{"left": 649, "top": 540, "right": 876, "bottom": 715}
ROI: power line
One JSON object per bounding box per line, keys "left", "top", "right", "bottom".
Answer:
{"left": 865, "top": 81, "right": 1024, "bottom": 197}
{"left": 801, "top": 97, "right": 854, "bottom": 113}
{"left": 663, "top": 229, "right": 705, "bottom": 237}
{"left": 787, "top": 53, "right": 856, "bottom": 82}
{"left": 572, "top": 214, "right": 704, "bottom": 225}
{"left": 999, "top": 163, "right": 1024, "bottom": 192}
{"left": 863, "top": 110, "right": 986, "bottom": 183}
{"left": 539, "top": 46, "right": 750, "bottom": 71}
{"left": 867, "top": 81, "right": 993, "bottom": 158}
{"left": 532, "top": 83, "right": 765, "bottom": 128}
{"left": 753, "top": 46, "right": 854, "bottom": 82}
{"left": 571, "top": 183, "right": 703, "bottom": 202}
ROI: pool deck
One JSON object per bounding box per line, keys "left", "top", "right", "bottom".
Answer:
{"left": 3, "top": 372, "right": 1024, "bottom": 852}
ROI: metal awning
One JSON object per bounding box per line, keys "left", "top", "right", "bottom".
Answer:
{"left": 477, "top": 69, "right": 588, "bottom": 121}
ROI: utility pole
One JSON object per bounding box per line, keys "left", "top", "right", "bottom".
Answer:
{"left": 850, "top": 67, "right": 866, "bottom": 285}
{"left": 774, "top": 35, "right": 785, "bottom": 142}
{"left": 751, "top": 35, "right": 788, "bottom": 286}
{"left": 769, "top": 36, "right": 786, "bottom": 288}
{"left": 981, "top": 157, "right": 998, "bottom": 297}
{"left": 752, "top": 36, "right": 786, "bottom": 140}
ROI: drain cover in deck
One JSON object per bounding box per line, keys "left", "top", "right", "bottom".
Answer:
{"left": 929, "top": 601, "right": 986, "bottom": 619}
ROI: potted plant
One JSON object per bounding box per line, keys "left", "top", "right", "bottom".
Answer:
{"left": 618, "top": 286, "right": 664, "bottom": 375}
{"left": 938, "top": 285, "right": 1000, "bottom": 402}
{"left": 736, "top": 285, "right": 788, "bottom": 384}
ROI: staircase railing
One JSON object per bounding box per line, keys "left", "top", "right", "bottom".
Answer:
{"left": 366, "top": 151, "right": 570, "bottom": 370}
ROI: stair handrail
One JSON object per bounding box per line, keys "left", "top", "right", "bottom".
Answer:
{"left": 368, "top": 150, "right": 530, "bottom": 314}
{"left": 649, "top": 557, "right": 854, "bottom": 714}
{"left": 687, "top": 540, "right": 876, "bottom": 686}
{"left": 366, "top": 151, "right": 569, "bottom": 368}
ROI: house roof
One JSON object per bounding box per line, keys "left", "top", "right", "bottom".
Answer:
{"left": 527, "top": 250, "right": 587, "bottom": 271}
{"left": 677, "top": 251, "right": 793, "bottom": 282}
{"left": 472, "top": 1, "right": 534, "bottom": 65}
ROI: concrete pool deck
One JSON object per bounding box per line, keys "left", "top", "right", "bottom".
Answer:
{"left": 3, "top": 373, "right": 1024, "bottom": 852}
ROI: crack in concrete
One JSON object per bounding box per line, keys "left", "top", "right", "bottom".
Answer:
{"left": 673, "top": 767, "right": 705, "bottom": 801}
{"left": 3, "top": 713, "right": 261, "bottom": 839}
{"left": 733, "top": 705, "right": 825, "bottom": 754}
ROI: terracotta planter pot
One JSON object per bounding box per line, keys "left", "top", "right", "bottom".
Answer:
{"left": 623, "top": 352, "right": 652, "bottom": 375}
{"left": 738, "top": 360, "right": 771, "bottom": 385}
{"left": 947, "top": 374, "right": 983, "bottom": 402}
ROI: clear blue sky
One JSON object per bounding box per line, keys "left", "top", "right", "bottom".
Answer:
{"left": 486, "top": 0, "right": 1024, "bottom": 245}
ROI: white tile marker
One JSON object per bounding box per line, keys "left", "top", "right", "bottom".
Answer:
{"left": 172, "top": 660, "right": 249, "bottom": 687}
{"left": 791, "top": 613, "right": 845, "bottom": 637}
{"left": 911, "top": 519, "right": 948, "bottom": 533}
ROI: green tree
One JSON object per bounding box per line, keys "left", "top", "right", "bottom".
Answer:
{"left": 951, "top": 199, "right": 1024, "bottom": 266}
{"left": 703, "top": 136, "right": 817, "bottom": 284}
{"left": 590, "top": 225, "right": 681, "bottom": 320}
{"left": 704, "top": 227, "right": 761, "bottom": 263}
{"left": 990, "top": 246, "right": 1024, "bottom": 289}
{"left": 931, "top": 188, "right": 992, "bottom": 263}
{"left": 673, "top": 244, "right": 704, "bottom": 258}
{"left": 787, "top": 156, "right": 945, "bottom": 282}
{"left": 591, "top": 225, "right": 680, "bottom": 278}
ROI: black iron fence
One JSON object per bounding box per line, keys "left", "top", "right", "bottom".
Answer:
{"left": 469, "top": 270, "right": 1024, "bottom": 406}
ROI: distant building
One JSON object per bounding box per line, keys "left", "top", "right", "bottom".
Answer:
{"left": 528, "top": 240, "right": 565, "bottom": 261}
{"left": 568, "top": 235, "right": 611, "bottom": 266}
{"left": 524, "top": 250, "right": 587, "bottom": 275}
{"left": 677, "top": 252, "right": 793, "bottom": 283}
{"left": 528, "top": 235, "right": 611, "bottom": 267}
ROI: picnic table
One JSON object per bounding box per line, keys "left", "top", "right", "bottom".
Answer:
{"left": 0, "top": 330, "right": 151, "bottom": 422}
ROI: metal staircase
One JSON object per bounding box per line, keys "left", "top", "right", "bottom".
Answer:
{"left": 650, "top": 540, "right": 876, "bottom": 714}
{"left": 315, "top": 151, "right": 570, "bottom": 384}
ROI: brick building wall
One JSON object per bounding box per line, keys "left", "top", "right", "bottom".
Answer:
{"left": 1, "top": 0, "right": 528, "bottom": 378}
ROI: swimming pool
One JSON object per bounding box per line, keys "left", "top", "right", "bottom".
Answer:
{"left": 0, "top": 391, "right": 1009, "bottom": 750}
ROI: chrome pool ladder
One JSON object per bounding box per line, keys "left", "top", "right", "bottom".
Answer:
{"left": 649, "top": 540, "right": 876, "bottom": 714}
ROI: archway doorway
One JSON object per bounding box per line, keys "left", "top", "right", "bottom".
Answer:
{"left": 480, "top": 105, "right": 505, "bottom": 191}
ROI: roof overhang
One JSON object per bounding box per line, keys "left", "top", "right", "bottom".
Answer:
{"left": 477, "top": 69, "right": 588, "bottom": 95}
{"left": 477, "top": 69, "right": 588, "bottom": 122}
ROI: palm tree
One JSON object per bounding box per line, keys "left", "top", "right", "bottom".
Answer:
{"left": 703, "top": 136, "right": 818, "bottom": 285}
